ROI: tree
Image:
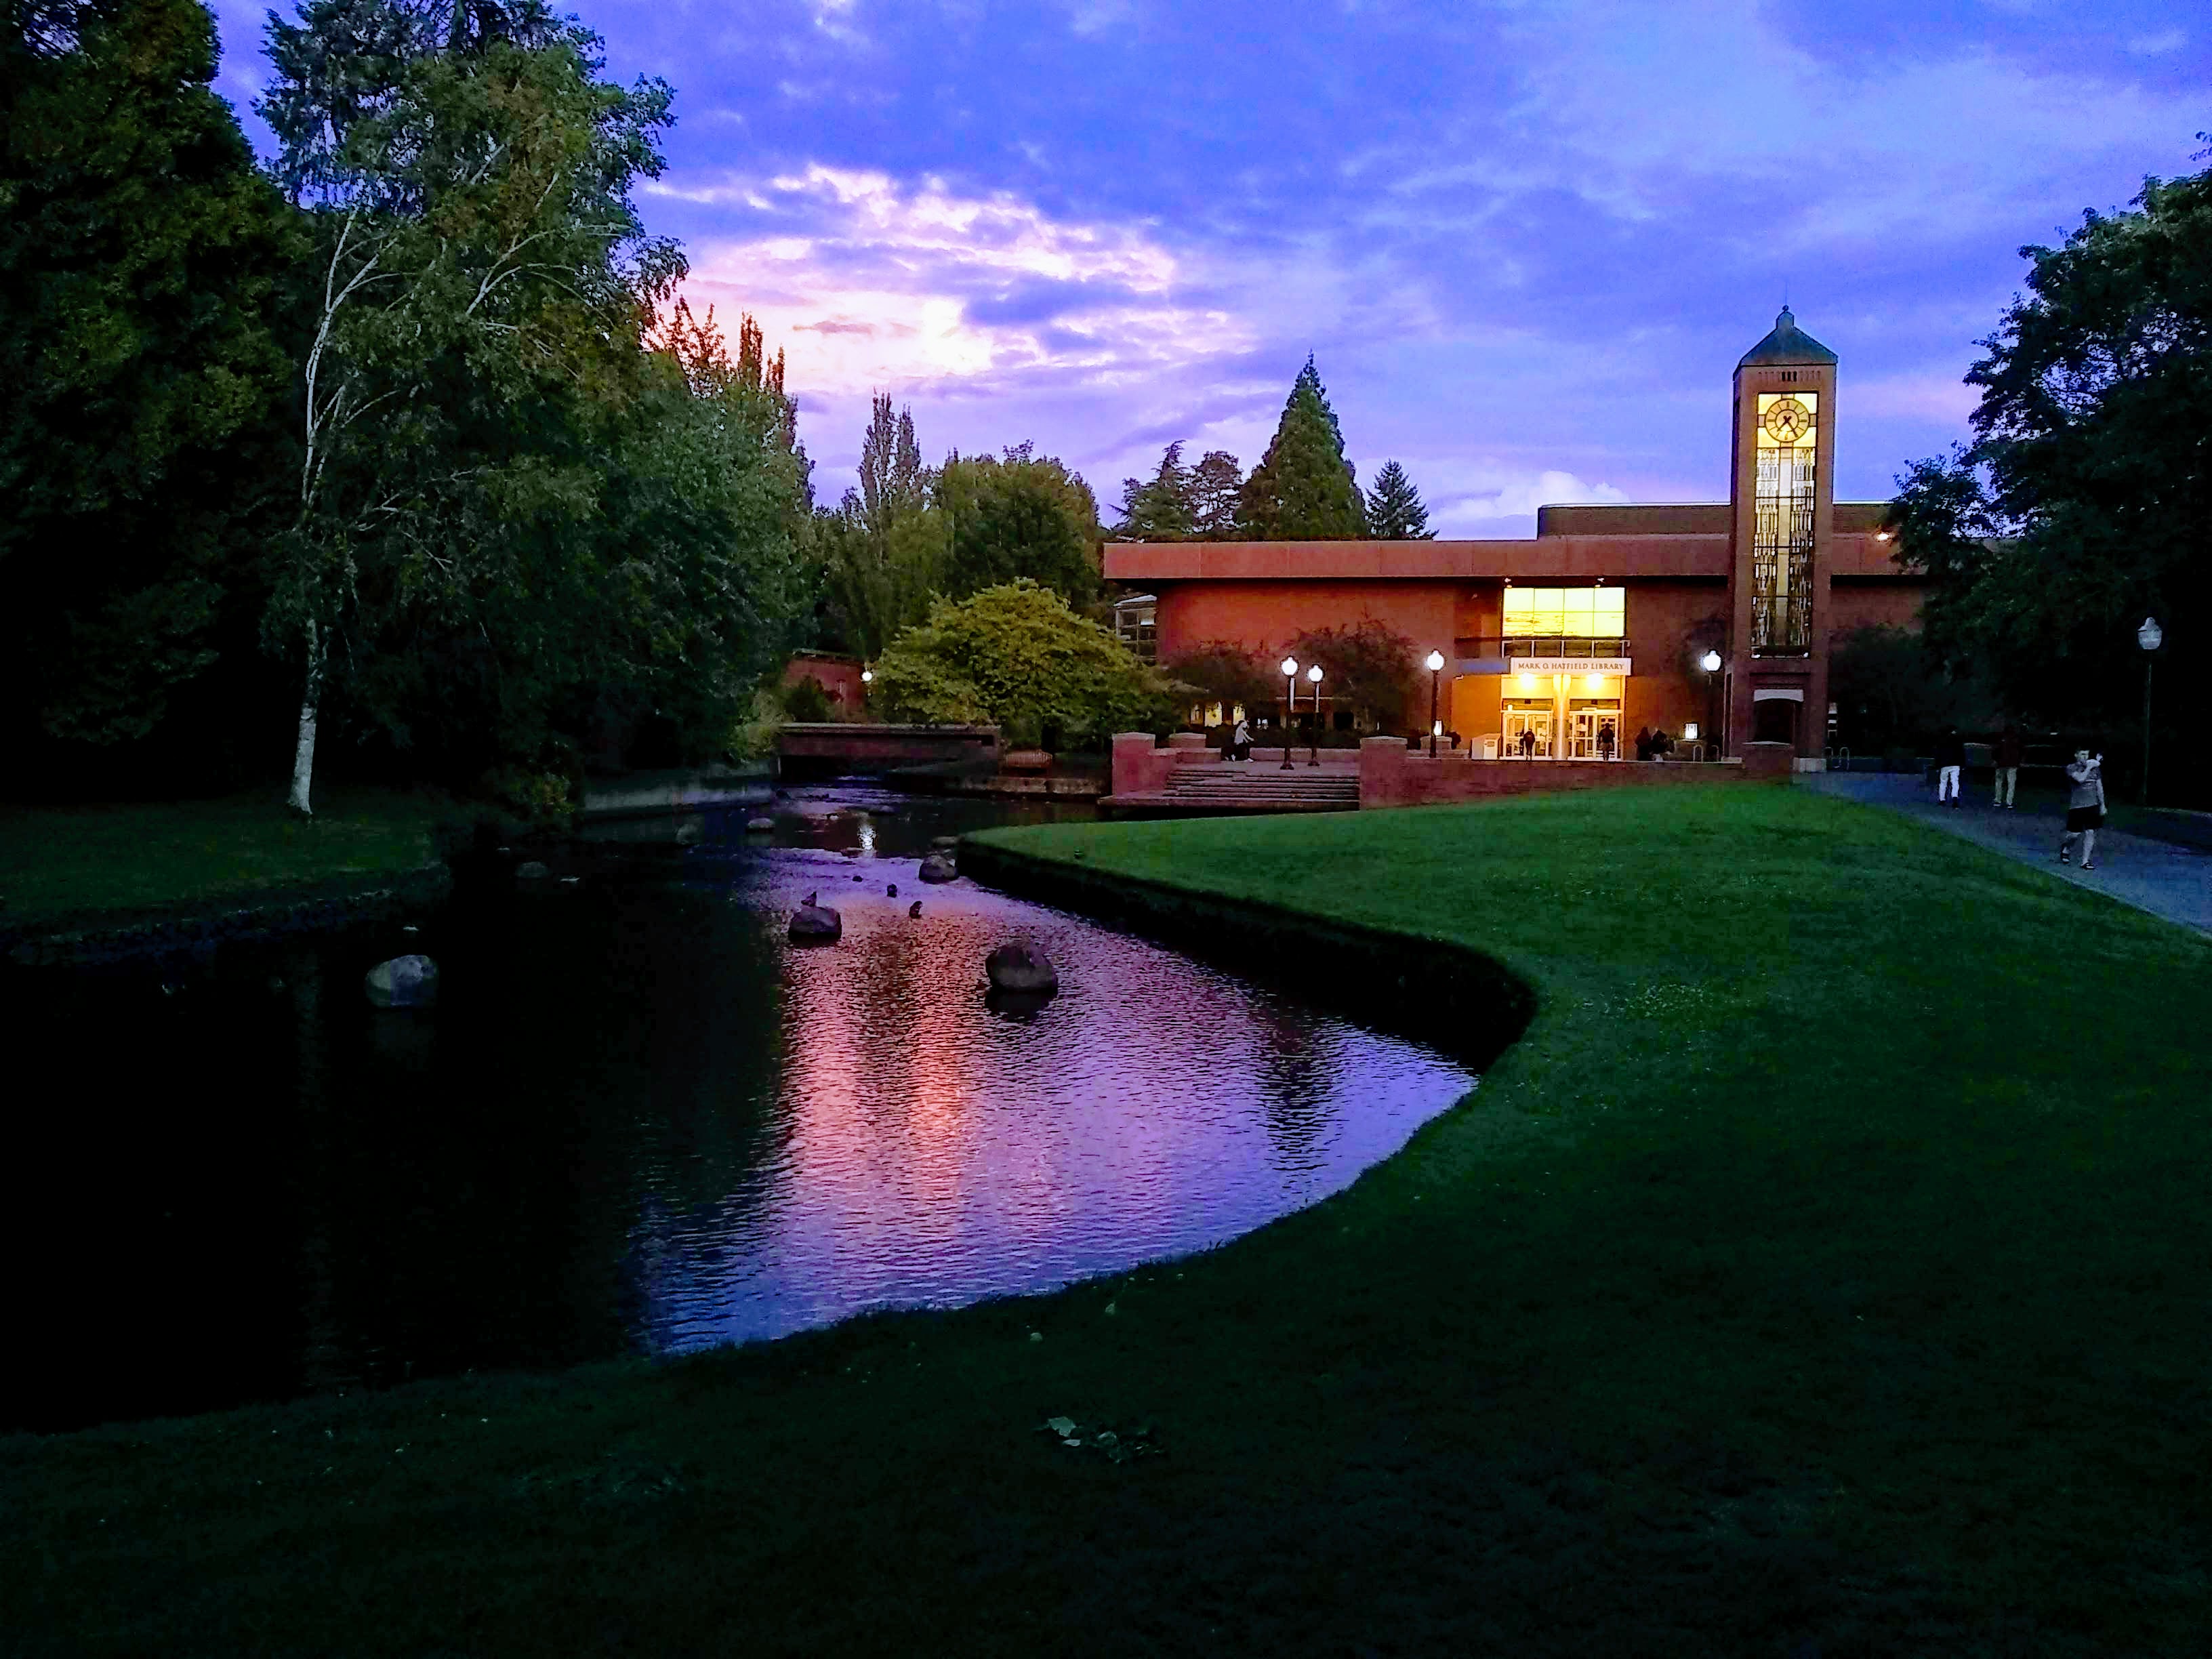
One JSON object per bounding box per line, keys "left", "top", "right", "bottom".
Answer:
{"left": 1286, "top": 617, "right": 1418, "bottom": 731}
{"left": 1240, "top": 357, "right": 1366, "bottom": 539}
{"left": 813, "top": 392, "right": 942, "bottom": 661}
{"left": 1888, "top": 154, "right": 2211, "bottom": 751}
{"left": 1364, "top": 460, "right": 1433, "bottom": 539}
{"left": 1189, "top": 450, "right": 1243, "bottom": 539}
{"left": 1115, "top": 441, "right": 1193, "bottom": 540}
{"left": 868, "top": 579, "right": 1174, "bottom": 747}
{"left": 1160, "top": 640, "right": 1276, "bottom": 722}
{"left": 937, "top": 443, "right": 1101, "bottom": 609}
{"left": 0, "top": 0, "right": 298, "bottom": 765}
{"left": 261, "top": 1, "right": 759, "bottom": 812}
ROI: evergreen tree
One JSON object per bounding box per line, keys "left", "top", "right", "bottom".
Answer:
{"left": 0, "top": 0, "right": 298, "bottom": 767}
{"left": 1239, "top": 357, "right": 1366, "bottom": 539}
{"left": 1189, "top": 449, "right": 1243, "bottom": 538}
{"left": 1115, "top": 441, "right": 1194, "bottom": 539}
{"left": 1364, "top": 460, "right": 1433, "bottom": 539}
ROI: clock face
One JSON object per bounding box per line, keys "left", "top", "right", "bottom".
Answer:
{"left": 1761, "top": 396, "right": 1812, "bottom": 445}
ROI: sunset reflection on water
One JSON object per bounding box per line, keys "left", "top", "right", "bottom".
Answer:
{"left": 623, "top": 849, "right": 1477, "bottom": 1353}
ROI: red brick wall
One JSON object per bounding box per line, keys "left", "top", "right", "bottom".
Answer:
{"left": 1357, "top": 737, "right": 1763, "bottom": 808}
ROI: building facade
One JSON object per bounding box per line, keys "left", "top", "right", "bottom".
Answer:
{"left": 1103, "top": 310, "right": 1924, "bottom": 762}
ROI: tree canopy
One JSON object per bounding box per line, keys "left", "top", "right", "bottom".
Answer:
{"left": 1240, "top": 358, "right": 1366, "bottom": 539}
{"left": 937, "top": 443, "right": 1100, "bottom": 609}
{"left": 1888, "top": 154, "right": 2211, "bottom": 747}
{"left": 868, "top": 579, "right": 1172, "bottom": 747}
{"left": 0, "top": 0, "right": 298, "bottom": 764}
{"left": 1285, "top": 617, "right": 1418, "bottom": 731}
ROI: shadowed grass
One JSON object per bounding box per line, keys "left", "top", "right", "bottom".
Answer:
{"left": 0, "top": 788, "right": 448, "bottom": 926}
{"left": 4, "top": 785, "right": 2207, "bottom": 1655}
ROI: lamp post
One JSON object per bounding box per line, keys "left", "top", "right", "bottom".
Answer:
{"left": 1698, "top": 649, "right": 1721, "bottom": 758}
{"left": 2138, "top": 616, "right": 2162, "bottom": 804}
{"left": 1279, "top": 656, "right": 1299, "bottom": 769}
{"left": 1305, "top": 664, "right": 1324, "bottom": 764}
{"left": 1425, "top": 650, "right": 1445, "bottom": 758}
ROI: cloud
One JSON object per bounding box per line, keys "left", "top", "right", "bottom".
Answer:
{"left": 2125, "top": 29, "right": 2186, "bottom": 56}
{"left": 662, "top": 165, "right": 1255, "bottom": 399}
{"left": 1421, "top": 465, "right": 1635, "bottom": 531}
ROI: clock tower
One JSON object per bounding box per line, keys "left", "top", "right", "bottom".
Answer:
{"left": 1724, "top": 307, "right": 1837, "bottom": 760}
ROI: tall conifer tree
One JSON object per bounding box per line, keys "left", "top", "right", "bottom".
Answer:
{"left": 1238, "top": 357, "right": 1366, "bottom": 539}
{"left": 1365, "top": 460, "right": 1434, "bottom": 539}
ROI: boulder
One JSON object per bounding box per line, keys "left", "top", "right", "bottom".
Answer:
{"left": 918, "top": 854, "right": 958, "bottom": 884}
{"left": 985, "top": 939, "right": 1058, "bottom": 995}
{"left": 515, "top": 861, "right": 552, "bottom": 880}
{"left": 365, "top": 954, "right": 438, "bottom": 1008}
{"left": 745, "top": 817, "right": 775, "bottom": 833}
{"left": 908, "top": 900, "right": 922, "bottom": 918}
{"left": 787, "top": 903, "right": 842, "bottom": 945}
{"left": 675, "top": 821, "right": 702, "bottom": 845}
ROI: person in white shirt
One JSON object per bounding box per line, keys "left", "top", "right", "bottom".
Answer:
{"left": 2057, "top": 751, "right": 2106, "bottom": 870}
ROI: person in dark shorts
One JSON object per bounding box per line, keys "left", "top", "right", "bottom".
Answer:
{"left": 2058, "top": 750, "right": 2105, "bottom": 869}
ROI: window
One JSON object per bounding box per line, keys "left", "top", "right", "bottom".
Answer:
{"left": 1501, "top": 586, "right": 1625, "bottom": 640}
{"left": 1752, "top": 392, "right": 1817, "bottom": 652}
{"left": 1111, "top": 594, "right": 1158, "bottom": 663}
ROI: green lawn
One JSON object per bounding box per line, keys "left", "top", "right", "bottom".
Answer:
{"left": 5, "top": 786, "right": 2207, "bottom": 1655}
{"left": 0, "top": 787, "right": 449, "bottom": 926}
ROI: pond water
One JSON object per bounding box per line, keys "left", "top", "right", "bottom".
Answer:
{"left": 4, "top": 785, "right": 1477, "bottom": 1434}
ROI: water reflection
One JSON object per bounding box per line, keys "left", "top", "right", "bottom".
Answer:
{"left": 3, "top": 785, "right": 1476, "bottom": 1432}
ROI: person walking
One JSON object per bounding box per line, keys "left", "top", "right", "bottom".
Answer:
{"left": 1598, "top": 720, "right": 1616, "bottom": 760}
{"left": 1935, "top": 726, "right": 1965, "bottom": 807}
{"left": 1994, "top": 724, "right": 2024, "bottom": 808}
{"left": 1519, "top": 726, "right": 1537, "bottom": 760}
{"left": 1635, "top": 726, "right": 1654, "bottom": 761}
{"left": 2058, "top": 750, "right": 2106, "bottom": 869}
{"left": 1230, "top": 715, "right": 1251, "bottom": 761}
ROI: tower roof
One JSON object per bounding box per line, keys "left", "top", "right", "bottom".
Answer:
{"left": 1738, "top": 306, "right": 1837, "bottom": 369}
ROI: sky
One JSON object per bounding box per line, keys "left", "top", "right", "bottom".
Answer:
{"left": 203, "top": 0, "right": 2207, "bottom": 536}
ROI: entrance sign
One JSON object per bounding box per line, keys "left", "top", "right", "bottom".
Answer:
{"left": 1509, "top": 657, "right": 1631, "bottom": 676}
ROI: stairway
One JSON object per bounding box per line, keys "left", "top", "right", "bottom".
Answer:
{"left": 1160, "top": 762, "right": 1360, "bottom": 812}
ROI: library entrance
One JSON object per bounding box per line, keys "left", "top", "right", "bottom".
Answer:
{"left": 1568, "top": 703, "right": 1624, "bottom": 760}
{"left": 1502, "top": 704, "right": 1553, "bottom": 757}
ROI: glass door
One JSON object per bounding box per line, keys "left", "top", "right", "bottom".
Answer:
{"left": 1568, "top": 706, "right": 1622, "bottom": 759}
{"left": 1502, "top": 707, "right": 1552, "bottom": 758}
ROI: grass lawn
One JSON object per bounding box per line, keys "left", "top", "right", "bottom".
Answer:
{"left": 5, "top": 785, "right": 2208, "bottom": 1655}
{"left": 0, "top": 787, "right": 449, "bottom": 927}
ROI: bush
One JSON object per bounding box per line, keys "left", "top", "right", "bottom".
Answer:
{"left": 781, "top": 676, "right": 836, "bottom": 723}
{"left": 871, "top": 580, "right": 1176, "bottom": 748}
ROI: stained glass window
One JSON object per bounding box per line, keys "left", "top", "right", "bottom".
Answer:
{"left": 1752, "top": 393, "right": 1816, "bottom": 653}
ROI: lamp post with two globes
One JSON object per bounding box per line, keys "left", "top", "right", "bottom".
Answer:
{"left": 1279, "top": 656, "right": 1299, "bottom": 769}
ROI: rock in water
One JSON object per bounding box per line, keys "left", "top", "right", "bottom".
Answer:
{"left": 909, "top": 900, "right": 922, "bottom": 918}
{"left": 365, "top": 954, "right": 438, "bottom": 1008}
{"left": 887, "top": 883, "right": 899, "bottom": 897}
{"left": 676, "top": 821, "right": 702, "bottom": 845}
{"left": 515, "top": 861, "right": 552, "bottom": 881}
{"left": 985, "top": 940, "right": 1058, "bottom": 995}
{"left": 745, "top": 817, "right": 775, "bottom": 834}
{"left": 788, "top": 903, "right": 842, "bottom": 945}
{"left": 918, "top": 854, "right": 958, "bottom": 884}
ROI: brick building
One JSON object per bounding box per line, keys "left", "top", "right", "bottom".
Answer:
{"left": 1103, "top": 310, "right": 1924, "bottom": 763}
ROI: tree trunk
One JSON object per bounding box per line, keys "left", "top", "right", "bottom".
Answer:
{"left": 287, "top": 621, "right": 323, "bottom": 817}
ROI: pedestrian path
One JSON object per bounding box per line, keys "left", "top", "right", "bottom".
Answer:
{"left": 1803, "top": 772, "right": 2212, "bottom": 937}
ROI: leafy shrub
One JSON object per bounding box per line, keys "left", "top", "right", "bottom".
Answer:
{"left": 871, "top": 580, "right": 1176, "bottom": 748}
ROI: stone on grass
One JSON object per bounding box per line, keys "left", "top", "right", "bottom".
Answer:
{"left": 919, "top": 854, "right": 958, "bottom": 884}
{"left": 985, "top": 939, "right": 1058, "bottom": 995}
{"left": 365, "top": 954, "right": 438, "bottom": 1008}
{"left": 788, "top": 903, "right": 842, "bottom": 945}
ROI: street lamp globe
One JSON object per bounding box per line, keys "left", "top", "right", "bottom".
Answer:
{"left": 1280, "top": 656, "right": 1299, "bottom": 678}
{"left": 1425, "top": 650, "right": 1445, "bottom": 672}
{"left": 2139, "top": 617, "right": 2163, "bottom": 652}
{"left": 1307, "top": 663, "right": 1323, "bottom": 683}
{"left": 1700, "top": 649, "right": 1722, "bottom": 673}
{"left": 861, "top": 668, "right": 874, "bottom": 684}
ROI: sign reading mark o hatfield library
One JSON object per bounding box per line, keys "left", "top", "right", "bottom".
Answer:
{"left": 1509, "top": 658, "right": 1633, "bottom": 677}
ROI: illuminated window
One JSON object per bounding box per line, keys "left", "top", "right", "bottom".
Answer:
{"left": 1502, "top": 586, "right": 1625, "bottom": 639}
{"left": 1753, "top": 392, "right": 1817, "bottom": 652}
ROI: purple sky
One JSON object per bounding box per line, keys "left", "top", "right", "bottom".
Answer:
{"left": 204, "top": 1, "right": 2207, "bottom": 535}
